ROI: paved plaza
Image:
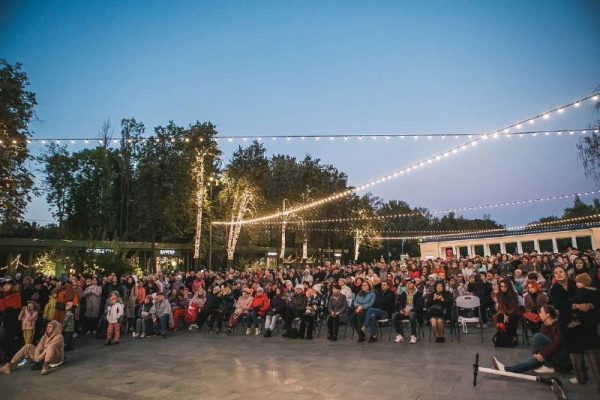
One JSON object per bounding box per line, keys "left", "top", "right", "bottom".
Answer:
{"left": 0, "top": 327, "right": 596, "bottom": 400}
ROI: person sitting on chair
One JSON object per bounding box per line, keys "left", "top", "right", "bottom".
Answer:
{"left": 393, "top": 279, "right": 424, "bottom": 344}
{"left": 426, "top": 281, "right": 452, "bottom": 343}
{"left": 492, "top": 305, "right": 570, "bottom": 374}
{"left": 363, "top": 280, "right": 395, "bottom": 343}
{"left": 0, "top": 320, "right": 64, "bottom": 376}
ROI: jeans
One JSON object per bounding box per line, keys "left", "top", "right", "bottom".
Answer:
{"left": 363, "top": 308, "right": 389, "bottom": 337}
{"left": 505, "top": 333, "right": 551, "bottom": 373}
{"left": 145, "top": 315, "right": 170, "bottom": 336}
{"left": 264, "top": 314, "right": 280, "bottom": 331}
{"left": 247, "top": 310, "right": 262, "bottom": 328}
{"left": 393, "top": 311, "right": 419, "bottom": 336}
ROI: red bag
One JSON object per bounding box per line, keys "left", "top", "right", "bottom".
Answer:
{"left": 185, "top": 303, "right": 199, "bottom": 325}
{"left": 523, "top": 311, "right": 541, "bottom": 325}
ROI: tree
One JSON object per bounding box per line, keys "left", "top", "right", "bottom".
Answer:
{"left": 0, "top": 60, "right": 37, "bottom": 223}
{"left": 577, "top": 85, "right": 600, "bottom": 185}
{"left": 37, "top": 143, "right": 75, "bottom": 225}
{"left": 218, "top": 141, "right": 268, "bottom": 263}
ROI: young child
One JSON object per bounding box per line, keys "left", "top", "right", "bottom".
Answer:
{"left": 43, "top": 289, "right": 58, "bottom": 322}
{"left": 18, "top": 301, "right": 38, "bottom": 345}
{"left": 62, "top": 301, "right": 75, "bottom": 351}
{"left": 105, "top": 291, "right": 124, "bottom": 345}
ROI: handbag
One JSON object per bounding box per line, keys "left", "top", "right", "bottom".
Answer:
{"left": 56, "top": 302, "right": 66, "bottom": 311}
{"left": 522, "top": 311, "right": 541, "bottom": 325}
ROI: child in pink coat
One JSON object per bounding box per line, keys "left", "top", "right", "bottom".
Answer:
{"left": 19, "top": 301, "right": 38, "bottom": 344}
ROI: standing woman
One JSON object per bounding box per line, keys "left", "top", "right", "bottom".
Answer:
{"left": 0, "top": 278, "right": 22, "bottom": 362}
{"left": 82, "top": 277, "right": 102, "bottom": 334}
{"left": 493, "top": 278, "right": 520, "bottom": 347}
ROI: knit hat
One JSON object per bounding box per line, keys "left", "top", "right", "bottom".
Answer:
{"left": 575, "top": 273, "right": 592, "bottom": 288}
{"left": 295, "top": 284, "right": 304, "bottom": 291}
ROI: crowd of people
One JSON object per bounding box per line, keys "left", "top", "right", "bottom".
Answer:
{"left": 0, "top": 247, "right": 598, "bottom": 389}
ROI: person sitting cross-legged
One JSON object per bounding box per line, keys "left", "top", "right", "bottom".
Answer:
{"left": 363, "top": 280, "right": 395, "bottom": 343}
{"left": 283, "top": 285, "right": 308, "bottom": 338}
{"left": 492, "top": 305, "right": 571, "bottom": 374}
{"left": 392, "top": 279, "right": 424, "bottom": 344}
{"left": 0, "top": 320, "right": 64, "bottom": 376}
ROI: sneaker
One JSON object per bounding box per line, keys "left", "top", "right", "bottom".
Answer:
{"left": 361, "top": 326, "right": 368, "bottom": 334}
{"left": 492, "top": 357, "right": 505, "bottom": 372}
{"left": 482, "top": 323, "right": 488, "bottom": 329}
{"left": 140, "top": 332, "right": 146, "bottom": 338}
{"left": 92, "top": 330, "right": 97, "bottom": 335}
{"left": 72, "top": 332, "right": 78, "bottom": 339}
{"left": 246, "top": 328, "right": 252, "bottom": 335}
{"left": 264, "top": 330, "right": 272, "bottom": 338}
{"left": 85, "top": 331, "right": 91, "bottom": 335}
{"left": 132, "top": 332, "right": 138, "bottom": 338}
{"left": 534, "top": 365, "right": 555, "bottom": 374}
{"left": 17, "top": 359, "right": 29, "bottom": 367}
{"left": 368, "top": 336, "right": 378, "bottom": 343}
{"left": 394, "top": 334, "right": 404, "bottom": 343}
{"left": 410, "top": 335, "right": 417, "bottom": 344}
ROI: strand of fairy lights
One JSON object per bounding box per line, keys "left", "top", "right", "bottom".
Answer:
{"left": 370, "top": 216, "right": 600, "bottom": 240}
{"left": 218, "top": 189, "right": 600, "bottom": 226}
{"left": 279, "top": 214, "right": 600, "bottom": 236}
{"left": 213, "top": 93, "right": 600, "bottom": 226}
{"left": 8, "top": 128, "right": 597, "bottom": 146}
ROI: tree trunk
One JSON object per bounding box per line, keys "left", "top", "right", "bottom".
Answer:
{"left": 226, "top": 190, "right": 249, "bottom": 262}
{"left": 279, "top": 221, "right": 286, "bottom": 260}
{"left": 354, "top": 229, "right": 362, "bottom": 261}
{"left": 302, "top": 235, "right": 308, "bottom": 260}
{"left": 193, "top": 152, "right": 205, "bottom": 266}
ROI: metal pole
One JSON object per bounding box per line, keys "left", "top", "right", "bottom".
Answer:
{"left": 208, "top": 182, "right": 213, "bottom": 271}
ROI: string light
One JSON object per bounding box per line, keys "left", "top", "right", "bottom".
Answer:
{"left": 17, "top": 127, "right": 598, "bottom": 147}
{"left": 212, "top": 92, "right": 599, "bottom": 226}
{"left": 223, "top": 189, "right": 600, "bottom": 226}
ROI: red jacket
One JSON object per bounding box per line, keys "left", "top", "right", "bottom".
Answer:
{"left": 251, "top": 293, "right": 270, "bottom": 318}
{"left": 0, "top": 291, "right": 22, "bottom": 311}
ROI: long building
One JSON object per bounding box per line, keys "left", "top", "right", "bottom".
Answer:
{"left": 418, "top": 224, "right": 599, "bottom": 259}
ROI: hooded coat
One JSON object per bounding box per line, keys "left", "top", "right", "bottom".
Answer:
{"left": 35, "top": 320, "right": 65, "bottom": 365}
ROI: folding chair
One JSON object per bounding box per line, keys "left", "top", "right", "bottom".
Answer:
{"left": 456, "top": 295, "right": 484, "bottom": 343}
{"left": 428, "top": 303, "right": 459, "bottom": 342}
{"left": 520, "top": 317, "right": 530, "bottom": 345}
{"left": 376, "top": 318, "right": 393, "bottom": 341}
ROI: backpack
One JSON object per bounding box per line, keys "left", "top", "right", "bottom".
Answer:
{"left": 492, "top": 330, "right": 517, "bottom": 347}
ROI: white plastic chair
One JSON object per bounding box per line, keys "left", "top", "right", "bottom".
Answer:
{"left": 456, "top": 295, "right": 484, "bottom": 343}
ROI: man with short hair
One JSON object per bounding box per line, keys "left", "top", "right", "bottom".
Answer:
{"left": 363, "top": 280, "right": 395, "bottom": 343}
{"left": 492, "top": 305, "right": 569, "bottom": 374}
{"left": 149, "top": 292, "right": 173, "bottom": 338}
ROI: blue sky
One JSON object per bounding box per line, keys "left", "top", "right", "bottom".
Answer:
{"left": 1, "top": 0, "right": 600, "bottom": 225}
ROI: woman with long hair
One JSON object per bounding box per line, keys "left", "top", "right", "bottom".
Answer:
{"left": 493, "top": 278, "right": 520, "bottom": 347}
{"left": 426, "top": 281, "right": 452, "bottom": 343}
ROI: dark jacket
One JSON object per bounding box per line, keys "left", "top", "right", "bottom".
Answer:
{"left": 467, "top": 281, "right": 493, "bottom": 307}
{"left": 268, "top": 295, "right": 286, "bottom": 316}
{"left": 549, "top": 280, "right": 577, "bottom": 334}
{"left": 372, "top": 289, "right": 395, "bottom": 318}
{"left": 397, "top": 289, "right": 424, "bottom": 315}
{"left": 538, "top": 320, "right": 564, "bottom": 359}
{"left": 290, "top": 294, "right": 307, "bottom": 314}
{"left": 328, "top": 294, "right": 348, "bottom": 315}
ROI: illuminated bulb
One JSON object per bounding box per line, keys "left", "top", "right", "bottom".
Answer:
{"left": 516, "top": 124, "right": 522, "bottom": 129}
{"left": 471, "top": 141, "right": 477, "bottom": 146}
{"left": 569, "top": 131, "right": 574, "bottom": 135}
{"left": 593, "top": 95, "right": 599, "bottom": 101}
{"left": 228, "top": 138, "right": 233, "bottom": 142}
{"left": 533, "top": 133, "right": 537, "bottom": 136}
{"left": 84, "top": 140, "right": 89, "bottom": 143}
{"left": 272, "top": 137, "right": 276, "bottom": 141}
{"left": 582, "top": 131, "right": 587, "bottom": 134}
{"left": 557, "top": 132, "right": 562, "bottom": 136}
{"left": 12, "top": 140, "right": 16, "bottom": 144}
{"left": 257, "top": 137, "right": 262, "bottom": 141}
{"left": 575, "top": 102, "right": 580, "bottom": 107}
{"left": 545, "top": 132, "right": 550, "bottom": 136}
{"left": 301, "top": 137, "right": 305, "bottom": 140}
{"left": 315, "top": 137, "right": 320, "bottom": 141}
{"left": 330, "top": 137, "right": 334, "bottom": 141}
{"left": 343, "top": 136, "right": 348, "bottom": 140}
{"left": 70, "top": 140, "right": 75, "bottom": 144}
{"left": 371, "top": 136, "right": 376, "bottom": 140}
{"left": 441, "top": 135, "right": 446, "bottom": 139}
{"left": 114, "top": 139, "right": 119, "bottom": 143}
{"left": 358, "top": 136, "right": 363, "bottom": 140}
{"left": 543, "top": 114, "right": 549, "bottom": 119}
{"left": 528, "top": 119, "right": 535, "bottom": 124}
{"left": 286, "top": 137, "right": 290, "bottom": 141}
{"left": 56, "top": 140, "right": 61, "bottom": 143}
{"left": 427, "top": 136, "right": 432, "bottom": 140}
{"left": 400, "top": 136, "right": 405, "bottom": 140}
{"left": 385, "top": 136, "right": 390, "bottom": 140}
